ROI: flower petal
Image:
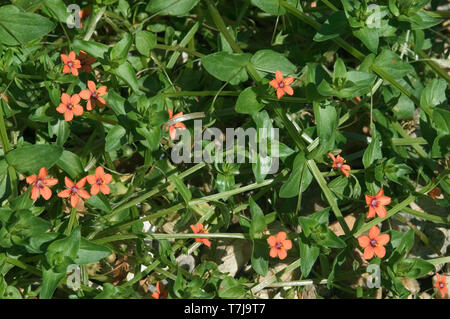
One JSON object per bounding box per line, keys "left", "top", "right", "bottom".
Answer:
{"left": 269, "top": 247, "right": 278, "bottom": 258}
{"left": 375, "top": 205, "right": 387, "bottom": 219}
{"left": 367, "top": 206, "right": 376, "bottom": 219}
{"left": 44, "top": 178, "right": 58, "bottom": 186}
{"left": 72, "top": 104, "right": 84, "bottom": 116}
{"left": 358, "top": 236, "right": 370, "bottom": 248}
{"left": 375, "top": 188, "right": 384, "bottom": 198}
{"left": 60, "top": 54, "right": 69, "bottom": 64}
{"left": 99, "top": 184, "right": 110, "bottom": 195}
{"left": 283, "top": 85, "right": 294, "bottom": 96}
{"left": 369, "top": 225, "right": 380, "bottom": 239}
{"left": 40, "top": 186, "right": 52, "bottom": 200}
{"left": 65, "top": 177, "right": 74, "bottom": 188}
{"left": 79, "top": 89, "right": 91, "bottom": 100}
{"left": 70, "top": 194, "right": 79, "bottom": 208}
{"left": 38, "top": 167, "right": 48, "bottom": 179}
{"left": 276, "top": 232, "right": 287, "bottom": 242}
{"left": 76, "top": 177, "right": 87, "bottom": 188}
{"left": 283, "top": 76, "right": 294, "bottom": 86}
{"left": 379, "top": 196, "right": 391, "bottom": 206}
{"left": 276, "top": 88, "right": 284, "bottom": 99}
{"left": 26, "top": 175, "right": 37, "bottom": 184}
{"left": 103, "top": 174, "right": 113, "bottom": 184}
{"left": 376, "top": 233, "right": 390, "bottom": 246}
{"left": 95, "top": 166, "right": 105, "bottom": 178}
{"left": 365, "top": 194, "right": 373, "bottom": 205}
{"left": 283, "top": 239, "right": 292, "bottom": 250}
{"left": 64, "top": 111, "right": 74, "bottom": 122}
{"left": 58, "top": 189, "right": 71, "bottom": 198}
{"left": 97, "top": 86, "right": 108, "bottom": 95}
{"left": 278, "top": 248, "right": 288, "bottom": 260}
{"left": 90, "top": 184, "right": 99, "bottom": 195}
{"left": 275, "top": 70, "right": 283, "bottom": 82}
{"left": 374, "top": 245, "right": 386, "bottom": 258}
{"left": 71, "top": 94, "right": 81, "bottom": 105}
{"left": 86, "top": 174, "right": 96, "bottom": 185}
{"left": 61, "top": 93, "right": 71, "bottom": 104}
{"left": 78, "top": 189, "right": 91, "bottom": 199}
{"left": 31, "top": 187, "right": 40, "bottom": 200}
{"left": 363, "top": 247, "right": 374, "bottom": 260}
{"left": 269, "top": 79, "right": 279, "bottom": 89}
{"left": 267, "top": 235, "right": 277, "bottom": 247}
{"left": 87, "top": 80, "right": 96, "bottom": 92}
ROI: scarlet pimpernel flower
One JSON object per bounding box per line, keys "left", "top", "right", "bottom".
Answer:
{"left": 61, "top": 51, "right": 81, "bottom": 76}
{"left": 86, "top": 166, "right": 112, "bottom": 195}
{"left": 57, "top": 177, "right": 91, "bottom": 208}
{"left": 152, "top": 281, "right": 168, "bottom": 299}
{"left": 79, "top": 80, "right": 107, "bottom": 110}
{"left": 190, "top": 222, "right": 211, "bottom": 247}
{"left": 26, "top": 167, "right": 58, "bottom": 200}
{"left": 166, "top": 109, "right": 186, "bottom": 140}
{"left": 357, "top": 225, "right": 390, "bottom": 260}
{"left": 77, "top": 50, "right": 96, "bottom": 73}
{"left": 56, "top": 93, "right": 83, "bottom": 122}
{"left": 328, "top": 153, "right": 351, "bottom": 178}
{"left": 365, "top": 188, "right": 391, "bottom": 219}
{"left": 435, "top": 274, "right": 448, "bottom": 298}
{"left": 269, "top": 70, "right": 294, "bottom": 99}
{"left": 267, "top": 231, "right": 292, "bottom": 260}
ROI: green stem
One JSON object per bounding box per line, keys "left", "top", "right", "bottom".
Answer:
{"left": 307, "top": 159, "right": 351, "bottom": 235}
{"left": 65, "top": 207, "right": 78, "bottom": 236}
{"left": 402, "top": 207, "right": 449, "bottom": 224}
{"left": 417, "top": 50, "right": 450, "bottom": 84}
{"left": 154, "top": 44, "right": 204, "bottom": 58}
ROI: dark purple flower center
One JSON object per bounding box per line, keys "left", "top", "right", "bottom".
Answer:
{"left": 91, "top": 91, "right": 98, "bottom": 99}
{"left": 371, "top": 198, "right": 378, "bottom": 208}
{"left": 67, "top": 102, "right": 73, "bottom": 110}
{"left": 70, "top": 186, "right": 78, "bottom": 194}
{"left": 439, "top": 282, "right": 445, "bottom": 289}
{"left": 276, "top": 241, "right": 282, "bottom": 249}
{"left": 36, "top": 179, "right": 43, "bottom": 189}
{"left": 278, "top": 81, "right": 285, "bottom": 88}
{"left": 370, "top": 239, "right": 378, "bottom": 247}
{"left": 96, "top": 178, "right": 102, "bottom": 185}
{"left": 68, "top": 61, "right": 73, "bottom": 68}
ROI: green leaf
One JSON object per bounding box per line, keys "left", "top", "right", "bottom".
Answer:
{"left": 72, "top": 39, "right": 109, "bottom": 58}
{"left": 218, "top": 277, "right": 245, "bottom": 298}
{"left": 146, "top": 0, "right": 200, "bottom": 16}
{"left": 249, "top": 197, "right": 266, "bottom": 237}
{"left": 110, "top": 33, "right": 132, "bottom": 62}
{"left": 373, "top": 50, "right": 414, "bottom": 80}
{"left": 279, "top": 153, "right": 312, "bottom": 198}
{"left": 314, "top": 11, "right": 349, "bottom": 42}
{"left": 201, "top": 52, "right": 251, "bottom": 85}
{"left": 135, "top": 31, "right": 157, "bottom": 57}
{"left": 420, "top": 79, "right": 446, "bottom": 111}
{"left": 353, "top": 27, "right": 379, "bottom": 53}
{"left": 395, "top": 258, "right": 434, "bottom": 278}
{"left": 6, "top": 144, "right": 63, "bottom": 175}
{"left": 312, "top": 102, "right": 338, "bottom": 157}
{"left": 333, "top": 58, "right": 347, "bottom": 82}
{"left": 85, "top": 193, "right": 112, "bottom": 212}
{"left": 251, "top": 0, "right": 285, "bottom": 15}
{"left": 299, "top": 236, "right": 320, "bottom": 277}
{"left": 363, "top": 135, "right": 382, "bottom": 168}
{"left": 0, "top": 6, "right": 55, "bottom": 45}
{"left": 56, "top": 150, "right": 84, "bottom": 179}
{"left": 251, "top": 239, "right": 269, "bottom": 276}
{"left": 235, "top": 87, "right": 263, "bottom": 114}
{"left": 40, "top": 267, "right": 65, "bottom": 299}
{"left": 105, "top": 125, "right": 127, "bottom": 152}
{"left": 250, "top": 49, "right": 296, "bottom": 78}
{"left": 112, "top": 62, "right": 141, "bottom": 93}
{"left": 74, "top": 238, "right": 112, "bottom": 265}
{"left": 170, "top": 175, "right": 192, "bottom": 204}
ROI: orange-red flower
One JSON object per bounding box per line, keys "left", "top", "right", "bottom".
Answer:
{"left": 358, "top": 225, "right": 390, "bottom": 260}
{"left": 56, "top": 93, "right": 83, "bottom": 122}
{"left": 429, "top": 187, "right": 442, "bottom": 199}
{"left": 86, "top": 166, "right": 112, "bottom": 195}
{"left": 26, "top": 167, "right": 58, "bottom": 200}
{"left": 269, "top": 70, "right": 294, "bottom": 99}
{"left": 79, "top": 81, "right": 107, "bottom": 110}
{"left": 165, "top": 109, "right": 186, "bottom": 140}
{"left": 435, "top": 274, "right": 448, "bottom": 298}
{"left": 354, "top": 96, "right": 361, "bottom": 103}
{"left": 328, "top": 153, "right": 351, "bottom": 178}
{"left": 365, "top": 189, "right": 391, "bottom": 219}
{"left": 79, "top": 8, "right": 91, "bottom": 29}
{"left": 152, "top": 281, "right": 168, "bottom": 299}
{"left": 61, "top": 51, "right": 81, "bottom": 76}
{"left": 190, "top": 223, "right": 211, "bottom": 247}
{"left": 77, "top": 50, "right": 96, "bottom": 73}
{"left": 267, "top": 231, "right": 292, "bottom": 260}
{"left": 57, "top": 177, "right": 91, "bottom": 208}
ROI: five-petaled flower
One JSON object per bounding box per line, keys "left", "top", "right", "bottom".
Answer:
{"left": 79, "top": 80, "right": 107, "bottom": 110}
{"left": 328, "top": 153, "right": 351, "bottom": 178}
{"left": 166, "top": 109, "right": 186, "bottom": 140}
{"left": 77, "top": 50, "right": 96, "bottom": 73}
{"left": 269, "top": 70, "right": 294, "bottom": 99}
{"left": 190, "top": 222, "right": 211, "bottom": 247}
{"left": 86, "top": 166, "right": 113, "bottom": 195}
{"left": 267, "top": 231, "right": 292, "bottom": 260}
{"left": 61, "top": 51, "right": 81, "bottom": 76}
{"left": 152, "top": 281, "right": 168, "bottom": 299}
{"left": 57, "top": 177, "right": 91, "bottom": 208}
{"left": 434, "top": 273, "right": 448, "bottom": 298}
{"left": 365, "top": 189, "right": 391, "bottom": 219}
{"left": 26, "top": 167, "right": 58, "bottom": 200}
{"left": 358, "top": 225, "right": 390, "bottom": 260}
{"left": 56, "top": 93, "right": 83, "bottom": 122}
